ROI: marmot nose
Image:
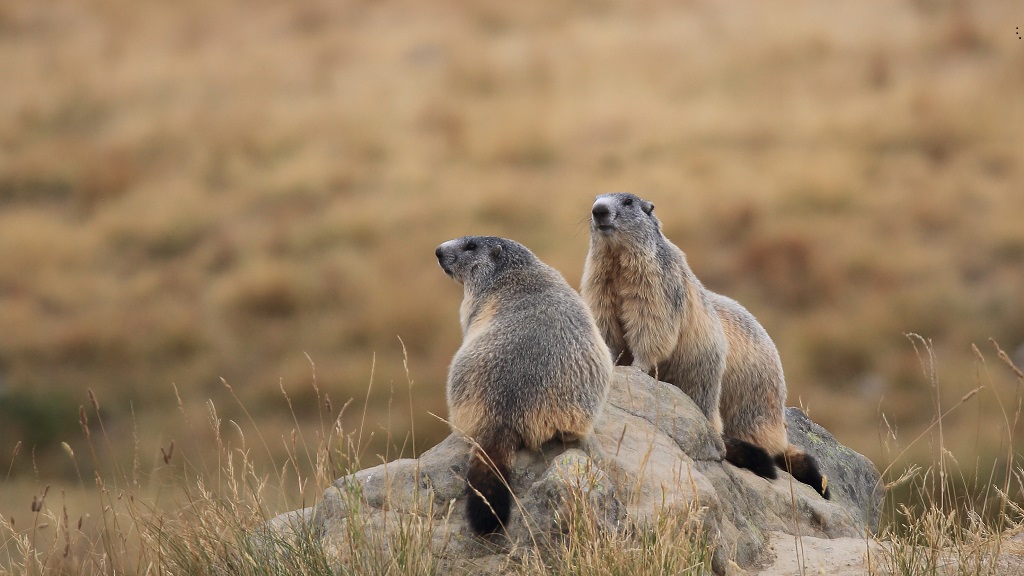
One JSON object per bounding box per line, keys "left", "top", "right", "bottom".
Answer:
{"left": 592, "top": 204, "right": 611, "bottom": 219}
{"left": 435, "top": 246, "right": 445, "bottom": 261}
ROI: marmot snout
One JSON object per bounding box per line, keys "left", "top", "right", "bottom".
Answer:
{"left": 436, "top": 237, "right": 503, "bottom": 282}
{"left": 590, "top": 194, "right": 655, "bottom": 235}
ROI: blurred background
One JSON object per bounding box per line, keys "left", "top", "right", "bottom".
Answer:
{"left": 1, "top": 0, "right": 1023, "bottom": 520}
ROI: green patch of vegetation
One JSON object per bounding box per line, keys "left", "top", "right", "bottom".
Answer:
{"left": 0, "top": 389, "right": 79, "bottom": 453}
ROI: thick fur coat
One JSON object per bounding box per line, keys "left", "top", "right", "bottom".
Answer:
{"left": 581, "top": 193, "right": 829, "bottom": 498}
{"left": 437, "top": 235, "right": 613, "bottom": 533}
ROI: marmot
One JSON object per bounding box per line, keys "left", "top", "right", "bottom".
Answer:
{"left": 436, "top": 236, "right": 613, "bottom": 534}
{"left": 580, "top": 193, "right": 829, "bottom": 499}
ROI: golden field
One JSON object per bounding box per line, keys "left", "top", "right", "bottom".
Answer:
{"left": 1, "top": 0, "right": 1023, "bottom": 542}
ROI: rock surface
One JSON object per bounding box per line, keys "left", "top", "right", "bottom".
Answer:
{"left": 754, "top": 532, "right": 883, "bottom": 576}
{"left": 276, "top": 367, "right": 883, "bottom": 574}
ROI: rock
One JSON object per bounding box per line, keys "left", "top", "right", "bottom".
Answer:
{"left": 756, "top": 531, "right": 885, "bottom": 576}
{"left": 784, "top": 406, "right": 884, "bottom": 531}
{"left": 269, "top": 367, "right": 882, "bottom": 574}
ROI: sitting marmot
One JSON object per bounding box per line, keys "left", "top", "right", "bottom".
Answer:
{"left": 436, "top": 235, "right": 614, "bottom": 534}
{"left": 581, "top": 193, "right": 829, "bottom": 499}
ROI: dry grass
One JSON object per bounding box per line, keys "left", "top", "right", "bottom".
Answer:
{"left": 1, "top": 345, "right": 1022, "bottom": 575}
{"left": 513, "top": 473, "right": 713, "bottom": 576}
{"left": 871, "top": 338, "right": 1024, "bottom": 575}
{"left": 0, "top": 359, "right": 716, "bottom": 575}
{"left": 1, "top": 0, "right": 1023, "bottom": 556}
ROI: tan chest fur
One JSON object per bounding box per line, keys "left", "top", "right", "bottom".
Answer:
{"left": 460, "top": 293, "right": 497, "bottom": 339}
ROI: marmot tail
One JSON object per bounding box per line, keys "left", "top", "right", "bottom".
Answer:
{"left": 724, "top": 437, "right": 778, "bottom": 480}
{"left": 776, "top": 447, "right": 831, "bottom": 499}
{"left": 465, "top": 432, "right": 517, "bottom": 534}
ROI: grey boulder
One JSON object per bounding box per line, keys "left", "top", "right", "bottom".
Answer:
{"left": 272, "top": 367, "right": 882, "bottom": 574}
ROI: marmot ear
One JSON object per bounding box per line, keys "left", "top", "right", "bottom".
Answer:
{"left": 642, "top": 200, "right": 655, "bottom": 215}
{"left": 490, "top": 244, "right": 503, "bottom": 258}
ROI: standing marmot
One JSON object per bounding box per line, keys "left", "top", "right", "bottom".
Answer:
{"left": 436, "top": 236, "right": 613, "bottom": 534}
{"left": 581, "top": 193, "right": 829, "bottom": 499}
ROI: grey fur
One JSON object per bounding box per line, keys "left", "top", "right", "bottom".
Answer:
{"left": 581, "top": 193, "right": 789, "bottom": 456}
{"left": 437, "top": 236, "right": 614, "bottom": 530}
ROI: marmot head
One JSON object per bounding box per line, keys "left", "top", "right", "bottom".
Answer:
{"left": 435, "top": 236, "right": 536, "bottom": 288}
{"left": 590, "top": 192, "right": 660, "bottom": 244}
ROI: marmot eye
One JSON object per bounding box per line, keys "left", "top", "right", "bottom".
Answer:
{"left": 464, "top": 242, "right": 477, "bottom": 251}
{"left": 623, "top": 198, "right": 633, "bottom": 206}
